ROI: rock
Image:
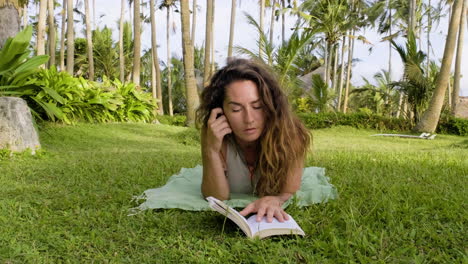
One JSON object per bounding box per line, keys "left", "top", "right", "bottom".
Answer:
{"left": 454, "top": 96, "right": 468, "bottom": 119}
{"left": 0, "top": 97, "right": 41, "bottom": 154}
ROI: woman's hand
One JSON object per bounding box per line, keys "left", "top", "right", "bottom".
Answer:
{"left": 205, "top": 108, "right": 232, "bottom": 153}
{"left": 239, "top": 196, "right": 290, "bottom": 223}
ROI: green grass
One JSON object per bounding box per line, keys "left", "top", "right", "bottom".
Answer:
{"left": 0, "top": 123, "right": 466, "bottom": 263}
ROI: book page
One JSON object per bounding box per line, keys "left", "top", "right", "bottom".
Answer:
{"left": 206, "top": 197, "right": 253, "bottom": 237}
{"left": 246, "top": 214, "right": 305, "bottom": 237}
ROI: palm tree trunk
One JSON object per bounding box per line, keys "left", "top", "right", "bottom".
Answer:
{"left": 409, "top": 0, "right": 416, "bottom": 33}
{"left": 119, "top": 0, "right": 125, "bottom": 82}
{"left": 228, "top": 0, "right": 236, "bottom": 57}
{"left": 191, "top": 0, "right": 197, "bottom": 45}
{"left": 167, "top": 6, "right": 173, "bottom": 116}
{"left": 85, "top": 0, "right": 94, "bottom": 80}
{"left": 203, "top": 0, "right": 213, "bottom": 87}
{"left": 337, "top": 35, "right": 346, "bottom": 111}
{"left": 66, "top": 0, "right": 74, "bottom": 75}
{"left": 387, "top": 0, "right": 392, "bottom": 76}
{"left": 269, "top": 0, "right": 276, "bottom": 53}
{"left": 343, "top": 29, "right": 355, "bottom": 113}
{"left": 332, "top": 43, "right": 339, "bottom": 95}
{"left": 37, "top": 0, "right": 47, "bottom": 58}
{"left": 0, "top": 3, "right": 21, "bottom": 49}
{"left": 59, "top": 0, "right": 66, "bottom": 71}
{"left": 426, "top": 0, "right": 431, "bottom": 72}
{"left": 259, "top": 0, "right": 265, "bottom": 59}
{"left": 281, "top": 0, "right": 285, "bottom": 44}
{"left": 323, "top": 41, "right": 328, "bottom": 85}
{"left": 210, "top": 0, "right": 215, "bottom": 75}
{"left": 414, "top": 0, "right": 464, "bottom": 133}
{"left": 92, "top": 0, "right": 95, "bottom": 29}
{"left": 132, "top": 0, "right": 141, "bottom": 87}
{"left": 181, "top": 0, "right": 199, "bottom": 126}
{"left": 22, "top": 3, "right": 28, "bottom": 29}
{"left": 150, "top": 0, "right": 163, "bottom": 115}
{"left": 47, "top": 0, "right": 56, "bottom": 66}
{"left": 452, "top": 0, "right": 467, "bottom": 114}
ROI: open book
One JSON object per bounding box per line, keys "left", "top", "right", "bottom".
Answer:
{"left": 206, "top": 196, "right": 305, "bottom": 239}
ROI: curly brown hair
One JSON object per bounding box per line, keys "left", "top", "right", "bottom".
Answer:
{"left": 196, "top": 58, "right": 311, "bottom": 196}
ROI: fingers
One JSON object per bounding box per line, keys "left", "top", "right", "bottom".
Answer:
{"left": 239, "top": 203, "right": 255, "bottom": 216}
{"left": 256, "top": 207, "right": 266, "bottom": 222}
{"left": 208, "top": 107, "right": 224, "bottom": 123}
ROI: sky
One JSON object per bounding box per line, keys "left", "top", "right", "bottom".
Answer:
{"left": 75, "top": 0, "right": 467, "bottom": 96}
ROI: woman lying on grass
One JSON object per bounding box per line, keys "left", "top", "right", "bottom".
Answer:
{"left": 196, "top": 58, "right": 311, "bottom": 223}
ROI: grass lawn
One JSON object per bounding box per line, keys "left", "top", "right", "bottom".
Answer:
{"left": 0, "top": 123, "right": 466, "bottom": 263}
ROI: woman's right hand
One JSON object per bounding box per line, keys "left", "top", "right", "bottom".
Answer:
{"left": 205, "top": 108, "right": 232, "bottom": 153}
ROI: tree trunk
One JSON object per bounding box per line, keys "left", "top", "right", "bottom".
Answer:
{"left": 119, "top": 0, "right": 125, "bottom": 82}
{"left": 0, "top": 4, "right": 21, "bottom": 49}
{"left": 259, "top": 0, "right": 265, "bottom": 59}
{"left": 85, "top": 0, "right": 94, "bottom": 80}
{"left": 414, "top": 0, "right": 464, "bottom": 133}
{"left": 22, "top": 4, "right": 28, "bottom": 29}
{"left": 388, "top": 0, "right": 392, "bottom": 76}
{"left": 337, "top": 35, "right": 346, "bottom": 111}
{"left": 409, "top": 0, "right": 416, "bottom": 33}
{"left": 66, "top": 0, "right": 74, "bottom": 75}
{"left": 426, "top": 0, "right": 431, "bottom": 72}
{"left": 181, "top": 0, "right": 200, "bottom": 126}
{"left": 452, "top": 0, "right": 467, "bottom": 114}
{"left": 37, "top": 0, "right": 47, "bottom": 58}
{"left": 92, "top": 0, "right": 95, "bottom": 29}
{"left": 332, "top": 43, "right": 339, "bottom": 96}
{"left": 269, "top": 0, "right": 276, "bottom": 57}
{"left": 132, "top": 0, "right": 141, "bottom": 87}
{"left": 343, "top": 30, "right": 355, "bottom": 113}
{"left": 47, "top": 0, "right": 56, "bottom": 66}
{"left": 281, "top": 0, "right": 285, "bottom": 44}
{"left": 167, "top": 6, "right": 173, "bottom": 116}
{"left": 210, "top": 0, "right": 215, "bottom": 75}
{"left": 203, "top": 0, "right": 213, "bottom": 87}
{"left": 228, "top": 0, "right": 236, "bottom": 58}
{"left": 323, "top": 40, "right": 328, "bottom": 85}
{"left": 150, "top": 0, "right": 163, "bottom": 115}
{"left": 59, "top": 0, "right": 66, "bottom": 71}
{"left": 191, "top": 0, "right": 197, "bottom": 45}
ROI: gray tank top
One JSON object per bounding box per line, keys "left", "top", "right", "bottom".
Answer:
{"left": 224, "top": 137, "right": 260, "bottom": 194}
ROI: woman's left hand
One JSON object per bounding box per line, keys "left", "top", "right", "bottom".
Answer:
{"left": 239, "top": 196, "right": 290, "bottom": 223}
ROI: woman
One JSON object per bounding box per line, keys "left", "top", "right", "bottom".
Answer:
{"left": 196, "top": 58, "right": 311, "bottom": 223}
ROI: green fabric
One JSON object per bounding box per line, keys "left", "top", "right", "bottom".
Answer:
{"left": 130, "top": 165, "right": 338, "bottom": 213}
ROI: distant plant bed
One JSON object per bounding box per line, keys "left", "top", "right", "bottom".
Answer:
{"left": 0, "top": 27, "right": 156, "bottom": 125}
{"left": 157, "top": 115, "right": 187, "bottom": 126}
{"left": 297, "top": 112, "right": 467, "bottom": 136}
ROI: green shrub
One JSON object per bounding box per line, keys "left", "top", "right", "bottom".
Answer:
{"left": 297, "top": 112, "right": 413, "bottom": 132}
{"left": 157, "top": 115, "right": 187, "bottom": 126}
{"left": 438, "top": 116, "right": 468, "bottom": 136}
{"left": 297, "top": 112, "right": 468, "bottom": 136}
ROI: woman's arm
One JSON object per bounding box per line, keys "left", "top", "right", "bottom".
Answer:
{"left": 200, "top": 108, "right": 232, "bottom": 200}
{"left": 239, "top": 159, "right": 304, "bottom": 223}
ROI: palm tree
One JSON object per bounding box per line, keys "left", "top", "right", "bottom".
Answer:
{"left": 37, "top": 0, "right": 47, "bottom": 57}
{"left": 84, "top": 0, "right": 94, "bottom": 80}
{"left": 132, "top": 0, "right": 141, "bottom": 87}
{"left": 119, "top": 0, "right": 125, "bottom": 82}
{"left": 309, "top": 74, "right": 335, "bottom": 113}
{"left": 191, "top": 0, "right": 197, "bottom": 44}
{"left": 259, "top": 0, "right": 265, "bottom": 59}
{"left": 180, "top": 0, "right": 199, "bottom": 126}
{"left": 0, "top": 0, "right": 24, "bottom": 48}
{"left": 160, "top": 0, "right": 177, "bottom": 116}
{"left": 391, "top": 32, "right": 432, "bottom": 123}
{"left": 47, "top": 0, "right": 56, "bottom": 66}
{"left": 415, "top": 0, "right": 464, "bottom": 132}
{"left": 66, "top": 0, "right": 74, "bottom": 75}
{"left": 59, "top": 0, "right": 66, "bottom": 71}
{"left": 150, "top": 0, "right": 163, "bottom": 114}
{"left": 228, "top": 0, "right": 236, "bottom": 57}
{"left": 452, "top": 0, "right": 467, "bottom": 114}
{"left": 203, "top": 0, "right": 213, "bottom": 88}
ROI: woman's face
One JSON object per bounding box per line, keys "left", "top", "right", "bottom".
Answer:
{"left": 223, "top": 80, "right": 266, "bottom": 147}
